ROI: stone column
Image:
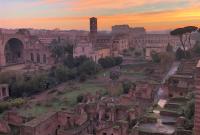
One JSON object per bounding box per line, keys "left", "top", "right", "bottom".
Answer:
{"left": 0, "top": 40, "right": 6, "bottom": 66}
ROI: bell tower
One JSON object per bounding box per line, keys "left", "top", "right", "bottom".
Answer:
{"left": 90, "top": 17, "right": 97, "bottom": 35}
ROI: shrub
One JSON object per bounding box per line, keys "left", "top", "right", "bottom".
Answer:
{"left": 67, "top": 68, "right": 77, "bottom": 80}
{"left": 10, "top": 73, "right": 49, "bottom": 97}
{"left": 114, "top": 57, "right": 123, "bottom": 65}
{"left": 184, "top": 99, "right": 195, "bottom": 120}
{"left": 0, "top": 98, "right": 26, "bottom": 113}
{"left": 10, "top": 98, "right": 26, "bottom": 108}
{"left": 110, "top": 70, "right": 120, "bottom": 81}
{"left": 192, "top": 41, "right": 200, "bottom": 54}
{"left": 176, "top": 48, "right": 185, "bottom": 60}
{"left": 122, "top": 81, "right": 132, "bottom": 94}
{"left": 54, "top": 66, "right": 70, "bottom": 82}
{"left": 0, "top": 71, "right": 19, "bottom": 84}
{"left": 63, "top": 97, "right": 68, "bottom": 105}
{"left": 77, "top": 94, "right": 84, "bottom": 103}
{"left": 73, "top": 55, "right": 90, "bottom": 67}
{"left": 79, "top": 73, "right": 87, "bottom": 82}
{"left": 122, "top": 81, "right": 136, "bottom": 94}
{"left": 78, "top": 60, "right": 99, "bottom": 75}
{"left": 98, "top": 56, "right": 123, "bottom": 68}
{"left": 98, "top": 57, "right": 115, "bottom": 68}
{"left": 151, "top": 51, "right": 161, "bottom": 63}
{"left": 63, "top": 54, "right": 74, "bottom": 68}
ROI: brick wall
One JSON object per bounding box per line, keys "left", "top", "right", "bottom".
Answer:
{"left": 195, "top": 61, "right": 200, "bottom": 135}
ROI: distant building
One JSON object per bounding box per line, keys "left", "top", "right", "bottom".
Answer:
{"left": 111, "top": 34, "right": 129, "bottom": 56}
{"left": 112, "top": 25, "right": 130, "bottom": 34}
{"left": 74, "top": 18, "right": 112, "bottom": 62}
{"left": 73, "top": 36, "right": 94, "bottom": 59}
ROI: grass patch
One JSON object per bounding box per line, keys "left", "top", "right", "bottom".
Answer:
{"left": 19, "top": 105, "right": 49, "bottom": 117}
{"left": 62, "top": 82, "right": 107, "bottom": 106}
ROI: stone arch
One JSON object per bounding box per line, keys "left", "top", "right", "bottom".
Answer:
{"left": 30, "top": 53, "right": 34, "bottom": 62}
{"left": 43, "top": 54, "right": 47, "bottom": 64}
{"left": 4, "top": 38, "right": 24, "bottom": 65}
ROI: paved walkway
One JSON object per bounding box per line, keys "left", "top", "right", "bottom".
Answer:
{"left": 162, "top": 62, "right": 180, "bottom": 84}
{"left": 151, "top": 61, "right": 181, "bottom": 134}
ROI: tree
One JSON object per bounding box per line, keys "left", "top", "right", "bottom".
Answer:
{"left": 166, "top": 43, "right": 173, "bottom": 52}
{"left": 98, "top": 57, "right": 115, "bottom": 68}
{"left": 77, "top": 94, "right": 84, "bottom": 103}
{"left": 170, "top": 28, "right": 187, "bottom": 54}
{"left": 9, "top": 73, "right": 49, "bottom": 97}
{"left": 192, "top": 41, "right": 200, "bottom": 55}
{"left": 98, "top": 56, "right": 123, "bottom": 68}
{"left": 49, "top": 39, "right": 73, "bottom": 63}
{"left": 73, "top": 55, "right": 90, "bottom": 67}
{"left": 114, "top": 57, "right": 123, "bottom": 65}
{"left": 63, "top": 54, "right": 75, "bottom": 68}
{"left": 54, "top": 66, "right": 76, "bottom": 83}
{"left": 16, "top": 29, "right": 30, "bottom": 35}
{"left": 176, "top": 48, "right": 185, "bottom": 60}
{"left": 122, "top": 80, "right": 136, "bottom": 94}
{"left": 109, "top": 70, "right": 121, "bottom": 96}
{"left": 170, "top": 26, "right": 198, "bottom": 55}
{"left": 151, "top": 51, "right": 161, "bottom": 63}
{"left": 184, "top": 99, "right": 195, "bottom": 120}
{"left": 78, "top": 60, "right": 100, "bottom": 75}
{"left": 159, "top": 52, "right": 174, "bottom": 71}
{"left": 184, "top": 26, "right": 198, "bottom": 49}
{"left": 110, "top": 70, "right": 120, "bottom": 81}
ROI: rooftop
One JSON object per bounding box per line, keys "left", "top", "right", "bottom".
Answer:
{"left": 23, "top": 111, "right": 57, "bottom": 128}
{"left": 139, "top": 123, "right": 175, "bottom": 135}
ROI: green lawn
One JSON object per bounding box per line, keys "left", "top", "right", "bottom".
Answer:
{"left": 62, "top": 82, "right": 107, "bottom": 106}
{"left": 19, "top": 105, "right": 49, "bottom": 118}
{"left": 18, "top": 81, "right": 108, "bottom": 117}
{"left": 17, "top": 64, "right": 148, "bottom": 118}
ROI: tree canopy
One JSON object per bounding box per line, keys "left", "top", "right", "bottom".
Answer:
{"left": 49, "top": 38, "right": 73, "bottom": 63}
{"left": 170, "top": 26, "right": 198, "bottom": 55}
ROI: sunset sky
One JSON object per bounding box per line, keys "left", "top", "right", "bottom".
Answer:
{"left": 0, "top": 0, "right": 200, "bottom": 31}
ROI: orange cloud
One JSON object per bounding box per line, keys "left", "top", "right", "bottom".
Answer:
{"left": 1, "top": 6, "right": 200, "bottom": 31}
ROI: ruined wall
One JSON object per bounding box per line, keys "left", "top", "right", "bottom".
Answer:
{"left": 20, "top": 112, "right": 59, "bottom": 135}
{"left": 195, "top": 61, "right": 200, "bottom": 135}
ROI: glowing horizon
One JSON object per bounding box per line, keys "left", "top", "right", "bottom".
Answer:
{"left": 0, "top": 0, "right": 200, "bottom": 31}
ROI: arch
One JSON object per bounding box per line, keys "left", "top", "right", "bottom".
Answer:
{"left": 36, "top": 53, "right": 40, "bottom": 63}
{"left": 30, "top": 53, "right": 34, "bottom": 62}
{"left": 43, "top": 54, "right": 47, "bottom": 64}
{"left": 4, "top": 38, "right": 24, "bottom": 65}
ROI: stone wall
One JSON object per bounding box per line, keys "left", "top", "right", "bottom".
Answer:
{"left": 194, "top": 60, "right": 200, "bottom": 135}
{"left": 20, "top": 112, "right": 59, "bottom": 135}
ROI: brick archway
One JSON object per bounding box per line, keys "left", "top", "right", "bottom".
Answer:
{"left": 4, "top": 38, "right": 24, "bottom": 65}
